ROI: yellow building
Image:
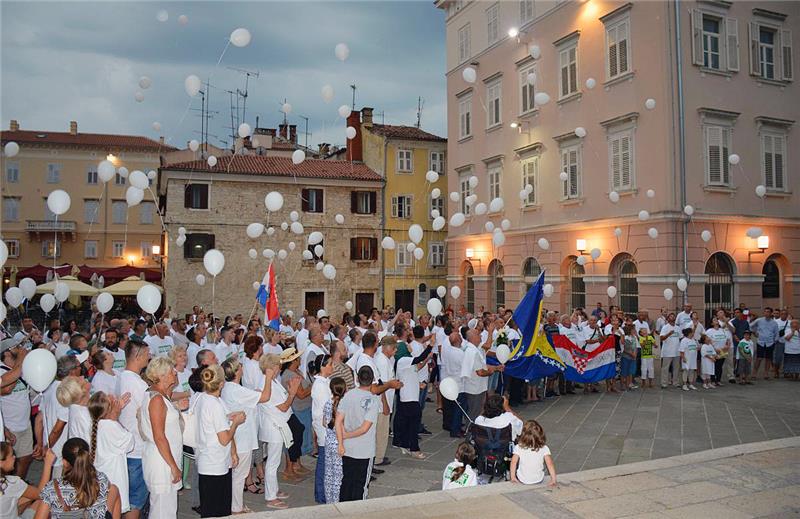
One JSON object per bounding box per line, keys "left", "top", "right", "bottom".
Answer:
{"left": 356, "top": 108, "right": 448, "bottom": 314}
{"left": 1, "top": 120, "right": 172, "bottom": 285}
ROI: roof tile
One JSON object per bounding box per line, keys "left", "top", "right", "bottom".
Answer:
{"left": 1, "top": 130, "right": 175, "bottom": 151}
{"left": 368, "top": 124, "right": 446, "bottom": 142}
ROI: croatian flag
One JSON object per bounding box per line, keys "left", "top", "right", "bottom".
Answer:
{"left": 552, "top": 334, "right": 617, "bottom": 383}
{"left": 256, "top": 263, "right": 281, "bottom": 331}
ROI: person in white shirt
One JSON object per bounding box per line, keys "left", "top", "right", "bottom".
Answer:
{"left": 633, "top": 311, "right": 651, "bottom": 336}
{"left": 659, "top": 313, "right": 682, "bottom": 388}
{"left": 409, "top": 326, "right": 434, "bottom": 435}
{"left": 89, "top": 390, "right": 135, "bottom": 513}
{"left": 783, "top": 319, "right": 800, "bottom": 380}
{"left": 474, "top": 394, "right": 524, "bottom": 440}
{"left": 56, "top": 375, "right": 93, "bottom": 443}
{"left": 170, "top": 319, "right": 189, "bottom": 348}
{"left": 676, "top": 303, "right": 693, "bottom": 329}
{"left": 101, "top": 329, "right": 126, "bottom": 373}
{"left": 185, "top": 326, "right": 203, "bottom": 371}
{"left": 145, "top": 323, "right": 175, "bottom": 358}
{"left": 705, "top": 317, "right": 731, "bottom": 385}
{"left": 242, "top": 336, "right": 265, "bottom": 390}
{"left": 774, "top": 308, "right": 791, "bottom": 378}
{"left": 279, "top": 316, "right": 295, "bottom": 337}
{"left": 41, "top": 355, "right": 81, "bottom": 479}
{"left": 347, "top": 328, "right": 363, "bottom": 357}
{"left": 582, "top": 317, "right": 607, "bottom": 393}
{"left": 300, "top": 326, "right": 327, "bottom": 379}
{"left": 294, "top": 317, "right": 316, "bottom": 354}
{"left": 441, "top": 442, "right": 478, "bottom": 490}
{"left": 373, "top": 337, "right": 398, "bottom": 466}
{"left": 90, "top": 350, "right": 117, "bottom": 396}
{"left": 213, "top": 326, "right": 238, "bottom": 364}
{"left": 442, "top": 330, "right": 466, "bottom": 437}
{"left": 510, "top": 420, "right": 557, "bottom": 486}
{"left": 461, "top": 328, "right": 503, "bottom": 421}
{"left": 0, "top": 341, "right": 32, "bottom": 478}
{"left": 310, "top": 354, "right": 334, "bottom": 504}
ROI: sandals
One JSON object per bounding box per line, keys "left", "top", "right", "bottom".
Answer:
{"left": 436, "top": 407, "right": 443, "bottom": 414}
{"left": 409, "top": 451, "right": 427, "bottom": 460}
{"left": 245, "top": 483, "right": 263, "bottom": 494}
{"left": 266, "top": 499, "right": 289, "bottom": 510}
{"left": 276, "top": 491, "right": 290, "bottom": 499}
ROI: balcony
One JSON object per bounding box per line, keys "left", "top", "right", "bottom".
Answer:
{"left": 26, "top": 220, "right": 77, "bottom": 241}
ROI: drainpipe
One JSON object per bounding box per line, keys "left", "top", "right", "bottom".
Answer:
{"left": 674, "top": 0, "right": 689, "bottom": 305}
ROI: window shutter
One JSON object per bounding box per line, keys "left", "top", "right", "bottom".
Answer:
{"left": 610, "top": 137, "right": 621, "bottom": 189}
{"left": 184, "top": 185, "right": 191, "bottom": 208}
{"left": 619, "top": 27, "right": 629, "bottom": 74}
{"left": 301, "top": 189, "right": 310, "bottom": 211}
{"left": 749, "top": 22, "right": 761, "bottom": 75}
{"left": 569, "top": 51, "right": 577, "bottom": 93}
{"left": 350, "top": 238, "right": 357, "bottom": 260}
{"left": 350, "top": 191, "right": 357, "bottom": 213}
{"left": 569, "top": 150, "right": 579, "bottom": 196}
{"left": 391, "top": 196, "right": 397, "bottom": 217}
{"left": 763, "top": 135, "right": 774, "bottom": 189}
{"left": 369, "top": 192, "right": 377, "bottom": 213}
{"left": 561, "top": 152, "right": 569, "bottom": 197}
{"left": 621, "top": 135, "right": 631, "bottom": 188}
{"left": 370, "top": 238, "right": 378, "bottom": 260}
{"left": 692, "top": 9, "right": 704, "bottom": 66}
{"left": 775, "top": 136, "right": 785, "bottom": 190}
{"left": 707, "top": 127, "right": 722, "bottom": 184}
{"left": 560, "top": 50, "right": 569, "bottom": 97}
{"left": 315, "top": 190, "right": 324, "bottom": 212}
{"left": 199, "top": 185, "right": 208, "bottom": 209}
{"left": 781, "top": 29, "right": 793, "bottom": 81}
{"left": 608, "top": 34, "right": 618, "bottom": 77}
{"left": 721, "top": 129, "right": 731, "bottom": 185}
{"left": 726, "top": 18, "right": 740, "bottom": 71}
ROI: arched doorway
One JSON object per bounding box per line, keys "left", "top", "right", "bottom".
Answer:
{"left": 610, "top": 253, "right": 638, "bottom": 315}
{"left": 522, "top": 257, "right": 542, "bottom": 293}
{"left": 463, "top": 261, "right": 475, "bottom": 314}
{"left": 762, "top": 259, "right": 780, "bottom": 299}
{"left": 704, "top": 252, "right": 735, "bottom": 324}
{"left": 488, "top": 259, "right": 505, "bottom": 310}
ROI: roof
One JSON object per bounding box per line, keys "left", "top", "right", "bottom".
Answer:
{"left": 367, "top": 124, "right": 446, "bottom": 143}
{"left": 0, "top": 130, "right": 176, "bottom": 151}
{"left": 163, "top": 154, "right": 383, "bottom": 182}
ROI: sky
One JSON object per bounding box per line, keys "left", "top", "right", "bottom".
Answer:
{"left": 1, "top": 1, "right": 447, "bottom": 152}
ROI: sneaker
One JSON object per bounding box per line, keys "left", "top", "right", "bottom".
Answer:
{"left": 682, "top": 385, "right": 689, "bottom": 391}
{"left": 400, "top": 448, "right": 410, "bottom": 455}
{"left": 702, "top": 384, "right": 709, "bottom": 389}
{"left": 689, "top": 385, "right": 697, "bottom": 390}
{"left": 661, "top": 384, "right": 668, "bottom": 389}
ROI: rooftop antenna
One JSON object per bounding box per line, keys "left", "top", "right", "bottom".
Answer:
{"left": 227, "top": 66, "right": 260, "bottom": 125}
{"left": 416, "top": 96, "right": 425, "bottom": 129}
{"left": 298, "top": 115, "right": 311, "bottom": 149}
{"left": 350, "top": 84, "right": 357, "bottom": 110}
{"left": 189, "top": 79, "right": 219, "bottom": 155}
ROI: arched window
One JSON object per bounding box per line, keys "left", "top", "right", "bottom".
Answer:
{"left": 489, "top": 260, "right": 505, "bottom": 309}
{"left": 569, "top": 260, "right": 586, "bottom": 311}
{"left": 418, "top": 283, "right": 429, "bottom": 306}
{"left": 465, "top": 264, "right": 475, "bottom": 313}
{"left": 522, "top": 257, "right": 542, "bottom": 292}
{"left": 618, "top": 258, "right": 639, "bottom": 315}
{"left": 762, "top": 260, "right": 780, "bottom": 299}
{"left": 705, "top": 252, "right": 734, "bottom": 324}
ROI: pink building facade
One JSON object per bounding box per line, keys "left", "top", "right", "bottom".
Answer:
{"left": 437, "top": 0, "right": 799, "bottom": 321}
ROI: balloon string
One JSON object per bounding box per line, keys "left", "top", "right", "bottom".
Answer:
{"left": 85, "top": 186, "right": 105, "bottom": 241}
{"left": 211, "top": 276, "right": 216, "bottom": 315}
{"left": 147, "top": 186, "right": 167, "bottom": 235}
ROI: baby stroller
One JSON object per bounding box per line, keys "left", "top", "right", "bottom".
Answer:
{"left": 466, "top": 424, "right": 513, "bottom": 482}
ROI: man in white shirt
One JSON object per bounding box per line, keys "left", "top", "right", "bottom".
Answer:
{"left": 410, "top": 326, "right": 434, "bottom": 435}
{"left": 373, "top": 337, "right": 397, "bottom": 466}
{"left": 145, "top": 322, "right": 174, "bottom": 358}
{"left": 443, "top": 329, "right": 466, "bottom": 437}
{"left": 12, "top": 315, "right": 36, "bottom": 343}
{"left": 213, "top": 326, "right": 238, "bottom": 364}
{"left": 279, "top": 316, "right": 294, "bottom": 337}
{"left": 461, "top": 328, "right": 503, "bottom": 422}
{"left": 170, "top": 318, "right": 189, "bottom": 348}
{"left": 301, "top": 326, "right": 327, "bottom": 378}
{"left": 633, "top": 311, "right": 651, "bottom": 336}
{"left": 676, "top": 303, "right": 693, "bottom": 329}
{"left": 1, "top": 342, "right": 31, "bottom": 477}
{"left": 41, "top": 355, "right": 80, "bottom": 479}
{"left": 101, "top": 328, "right": 126, "bottom": 373}
{"left": 659, "top": 313, "right": 681, "bottom": 388}
{"left": 295, "top": 317, "right": 316, "bottom": 353}
{"left": 310, "top": 355, "right": 333, "bottom": 503}
{"left": 775, "top": 308, "right": 790, "bottom": 378}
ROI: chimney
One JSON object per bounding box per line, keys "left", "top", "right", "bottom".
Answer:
{"left": 318, "top": 143, "right": 330, "bottom": 155}
{"left": 9, "top": 120, "right": 19, "bottom": 131}
{"left": 69, "top": 120, "right": 78, "bottom": 135}
{"left": 278, "top": 123, "right": 288, "bottom": 140}
{"left": 361, "top": 107, "right": 374, "bottom": 127}
{"left": 289, "top": 125, "right": 297, "bottom": 144}
{"left": 346, "top": 111, "right": 362, "bottom": 162}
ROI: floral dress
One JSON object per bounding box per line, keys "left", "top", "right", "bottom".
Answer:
{"left": 323, "top": 399, "right": 343, "bottom": 503}
{"left": 40, "top": 472, "right": 111, "bottom": 518}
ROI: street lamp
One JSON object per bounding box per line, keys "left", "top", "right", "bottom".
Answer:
{"left": 576, "top": 239, "right": 587, "bottom": 254}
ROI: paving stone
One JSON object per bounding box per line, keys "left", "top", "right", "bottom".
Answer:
{"left": 648, "top": 481, "right": 739, "bottom": 507}
{"left": 661, "top": 502, "right": 755, "bottom": 519}
{"left": 726, "top": 488, "right": 800, "bottom": 516}
{"left": 564, "top": 492, "right": 667, "bottom": 518}
{"left": 542, "top": 483, "right": 605, "bottom": 504}
{"left": 582, "top": 472, "right": 677, "bottom": 497}
{"left": 654, "top": 464, "right": 727, "bottom": 483}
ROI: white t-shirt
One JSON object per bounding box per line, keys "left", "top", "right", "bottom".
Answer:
{"left": 700, "top": 343, "right": 717, "bottom": 376}
{"left": 558, "top": 324, "right": 584, "bottom": 347}
{"left": 513, "top": 444, "right": 551, "bottom": 484}
{"left": 103, "top": 347, "right": 127, "bottom": 373}
{"left": 785, "top": 329, "right": 800, "bottom": 354}
{"left": 679, "top": 338, "right": 698, "bottom": 370}
{"left": 295, "top": 329, "right": 310, "bottom": 352}
{"left": 195, "top": 393, "right": 232, "bottom": 475}
{"left": 213, "top": 341, "right": 237, "bottom": 364}
{"left": 311, "top": 375, "right": 332, "bottom": 447}
{"left": 220, "top": 382, "right": 261, "bottom": 453}
{"left": 633, "top": 320, "right": 651, "bottom": 335}
{"left": 440, "top": 341, "right": 465, "bottom": 391}
{"left": 706, "top": 328, "right": 729, "bottom": 352}
{"left": 676, "top": 311, "right": 692, "bottom": 329}
{"left": 354, "top": 352, "right": 379, "bottom": 385}
{"left": 91, "top": 370, "right": 117, "bottom": 396}
{"left": 263, "top": 342, "right": 283, "bottom": 356}
{"left": 259, "top": 378, "right": 292, "bottom": 443}
{"left": 348, "top": 342, "right": 363, "bottom": 357}
{"left": 374, "top": 351, "right": 395, "bottom": 411}
{"left": 0, "top": 475, "right": 29, "bottom": 518}
{"left": 397, "top": 357, "right": 420, "bottom": 402}
{"left": 94, "top": 419, "right": 135, "bottom": 513}
{"left": 42, "top": 380, "right": 70, "bottom": 466}
{"left": 67, "top": 404, "right": 92, "bottom": 442}
{"left": 242, "top": 357, "right": 263, "bottom": 390}
{"left": 186, "top": 342, "right": 201, "bottom": 370}
{"left": 115, "top": 370, "right": 148, "bottom": 458}
{"left": 409, "top": 340, "right": 429, "bottom": 384}
{"left": 0, "top": 362, "right": 30, "bottom": 431}
{"left": 460, "top": 343, "right": 487, "bottom": 395}
{"left": 442, "top": 461, "right": 478, "bottom": 490}
{"left": 474, "top": 412, "right": 524, "bottom": 440}
{"left": 145, "top": 335, "right": 174, "bottom": 358}
{"left": 660, "top": 324, "right": 681, "bottom": 357}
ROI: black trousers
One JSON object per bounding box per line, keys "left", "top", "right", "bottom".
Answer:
{"left": 508, "top": 376, "right": 526, "bottom": 406}
{"left": 339, "top": 456, "right": 372, "bottom": 501}
{"left": 199, "top": 470, "right": 232, "bottom": 517}
{"left": 392, "top": 400, "right": 421, "bottom": 451}
{"left": 714, "top": 358, "right": 726, "bottom": 382}
{"left": 288, "top": 413, "right": 304, "bottom": 462}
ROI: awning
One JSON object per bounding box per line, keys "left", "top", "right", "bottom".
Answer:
{"left": 35, "top": 275, "right": 99, "bottom": 297}
{"left": 103, "top": 276, "right": 164, "bottom": 296}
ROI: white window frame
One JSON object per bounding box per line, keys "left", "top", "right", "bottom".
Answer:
{"left": 391, "top": 195, "right": 413, "bottom": 219}
{"left": 84, "top": 199, "right": 99, "bottom": 224}
{"left": 458, "top": 94, "right": 473, "bottom": 139}
{"left": 141, "top": 241, "right": 152, "bottom": 260}
{"left": 86, "top": 166, "right": 98, "bottom": 185}
{"left": 758, "top": 25, "right": 777, "bottom": 80}
{"left": 396, "top": 244, "right": 412, "bottom": 267}
{"left": 486, "top": 79, "right": 502, "bottom": 128}
{"left": 5, "top": 161, "right": 19, "bottom": 183}
{"left": 429, "top": 242, "right": 446, "bottom": 267}
{"left": 84, "top": 240, "right": 98, "bottom": 259}
{"left": 3, "top": 197, "right": 20, "bottom": 222}
{"left": 396, "top": 149, "right": 413, "bottom": 173}
{"left": 704, "top": 125, "right": 732, "bottom": 186}
{"left": 760, "top": 129, "right": 787, "bottom": 192}
{"left": 459, "top": 170, "right": 472, "bottom": 215}
{"left": 520, "top": 0, "right": 534, "bottom": 24}
{"left": 115, "top": 172, "right": 126, "bottom": 185}
{"left": 605, "top": 17, "right": 631, "bottom": 80}
{"left": 560, "top": 143, "right": 582, "bottom": 199}
{"left": 519, "top": 64, "right": 536, "bottom": 115}
{"left": 5, "top": 239, "right": 20, "bottom": 258}
{"left": 140, "top": 201, "right": 155, "bottom": 225}
{"left": 608, "top": 129, "right": 635, "bottom": 192}
{"left": 487, "top": 3, "right": 499, "bottom": 46}
{"left": 429, "top": 151, "right": 445, "bottom": 175}
{"left": 429, "top": 195, "right": 444, "bottom": 220}
{"left": 112, "top": 241, "right": 125, "bottom": 258}
{"left": 692, "top": 10, "right": 739, "bottom": 72}
{"left": 558, "top": 42, "right": 579, "bottom": 98}
{"left": 47, "top": 163, "right": 61, "bottom": 183}
{"left": 306, "top": 188, "right": 324, "bottom": 213}
{"left": 112, "top": 200, "right": 127, "bottom": 224}
{"left": 458, "top": 23, "right": 471, "bottom": 63}
{"left": 521, "top": 156, "right": 539, "bottom": 207}
{"left": 703, "top": 14, "right": 722, "bottom": 70}
{"left": 355, "top": 191, "right": 373, "bottom": 214}
{"left": 488, "top": 163, "right": 502, "bottom": 201}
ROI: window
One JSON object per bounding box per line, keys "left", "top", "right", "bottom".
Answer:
{"left": 459, "top": 170, "right": 472, "bottom": 215}
{"left": 140, "top": 202, "right": 155, "bottom": 224}
{"left": 487, "top": 4, "right": 499, "bottom": 45}
{"left": 4, "top": 239, "right": 19, "bottom": 258}
{"left": 86, "top": 166, "right": 98, "bottom": 185}
{"left": 42, "top": 240, "right": 61, "bottom": 258}
{"left": 184, "top": 233, "right": 215, "bottom": 259}
{"left": 350, "top": 237, "right": 378, "bottom": 261}
{"left": 396, "top": 149, "right": 413, "bottom": 172}
{"left": 703, "top": 16, "right": 721, "bottom": 69}
{"left": 465, "top": 263, "right": 475, "bottom": 313}
{"left": 308, "top": 240, "right": 324, "bottom": 261}
{"left": 486, "top": 79, "right": 502, "bottom": 128}
{"left": 749, "top": 22, "right": 792, "bottom": 81}
{"left": 618, "top": 258, "right": 639, "bottom": 314}
{"left": 5, "top": 162, "right": 19, "bottom": 183}
{"left": 692, "top": 11, "right": 739, "bottom": 72}
{"left": 418, "top": 283, "right": 429, "bottom": 306}
{"left": 3, "top": 197, "right": 20, "bottom": 222}
{"left": 561, "top": 144, "right": 581, "bottom": 199}
{"left": 521, "top": 157, "right": 538, "bottom": 206}
{"left": 458, "top": 94, "right": 472, "bottom": 139}
{"left": 112, "top": 241, "right": 125, "bottom": 258}
{"left": 569, "top": 260, "right": 586, "bottom": 311}
{"left": 391, "top": 195, "right": 413, "bottom": 219}
{"left": 141, "top": 241, "right": 152, "bottom": 260}
{"left": 115, "top": 172, "right": 126, "bottom": 185}
{"left": 519, "top": 64, "right": 536, "bottom": 114}
{"left": 430, "top": 151, "right": 445, "bottom": 175}
{"left": 351, "top": 191, "right": 376, "bottom": 214}
{"left": 184, "top": 184, "right": 209, "bottom": 210}
{"left": 605, "top": 18, "right": 630, "bottom": 79}
{"left": 488, "top": 164, "right": 502, "bottom": 201}
{"left": 489, "top": 260, "right": 505, "bottom": 309}
{"left": 761, "top": 130, "right": 786, "bottom": 191}
{"left": 429, "top": 242, "right": 445, "bottom": 267}
{"left": 759, "top": 26, "right": 776, "bottom": 79}
{"left": 522, "top": 257, "right": 541, "bottom": 291}
{"left": 762, "top": 259, "right": 780, "bottom": 298}
{"left": 112, "top": 201, "right": 127, "bottom": 224}
{"left": 704, "top": 126, "right": 731, "bottom": 186}
{"left": 458, "top": 24, "right": 471, "bottom": 63}
{"left": 559, "top": 43, "right": 578, "bottom": 98}
{"left": 301, "top": 188, "right": 324, "bottom": 213}
{"left": 47, "top": 163, "right": 61, "bottom": 183}
{"left": 396, "top": 244, "right": 412, "bottom": 267}
{"left": 704, "top": 252, "right": 734, "bottom": 324}
{"left": 520, "top": 0, "right": 534, "bottom": 23}
{"left": 429, "top": 195, "right": 444, "bottom": 219}
{"left": 609, "top": 130, "right": 634, "bottom": 191}
{"left": 84, "top": 199, "right": 99, "bottom": 224}
{"left": 84, "top": 240, "right": 98, "bottom": 259}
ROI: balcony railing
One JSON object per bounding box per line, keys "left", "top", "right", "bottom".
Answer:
{"left": 26, "top": 220, "right": 77, "bottom": 232}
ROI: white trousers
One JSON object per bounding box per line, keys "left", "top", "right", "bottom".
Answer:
{"left": 263, "top": 440, "right": 283, "bottom": 501}
{"left": 148, "top": 491, "right": 177, "bottom": 519}
{"left": 232, "top": 449, "right": 253, "bottom": 512}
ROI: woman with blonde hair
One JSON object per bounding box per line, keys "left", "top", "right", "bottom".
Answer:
{"left": 167, "top": 346, "right": 191, "bottom": 409}
{"left": 196, "top": 364, "right": 246, "bottom": 517}
{"left": 141, "top": 356, "right": 184, "bottom": 518}
{"left": 262, "top": 328, "right": 283, "bottom": 355}
{"left": 56, "top": 376, "right": 92, "bottom": 442}
{"left": 89, "top": 391, "right": 134, "bottom": 513}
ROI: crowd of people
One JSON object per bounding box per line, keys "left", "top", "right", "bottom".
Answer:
{"left": 0, "top": 299, "right": 797, "bottom": 517}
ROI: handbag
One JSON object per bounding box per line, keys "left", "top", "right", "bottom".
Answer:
{"left": 52, "top": 480, "right": 90, "bottom": 519}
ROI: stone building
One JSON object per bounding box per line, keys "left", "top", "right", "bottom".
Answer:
{"left": 159, "top": 155, "right": 384, "bottom": 318}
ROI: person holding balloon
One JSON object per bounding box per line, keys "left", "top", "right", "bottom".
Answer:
{"left": 40, "top": 356, "right": 81, "bottom": 479}
{"left": 0, "top": 340, "right": 31, "bottom": 477}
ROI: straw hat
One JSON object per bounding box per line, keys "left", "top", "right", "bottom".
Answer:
{"left": 280, "top": 347, "right": 301, "bottom": 364}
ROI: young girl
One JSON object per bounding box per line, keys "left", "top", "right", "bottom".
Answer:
{"left": 679, "top": 327, "right": 698, "bottom": 391}
{"left": 442, "top": 442, "right": 478, "bottom": 490}
{"left": 700, "top": 335, "right": 718, "bottom": 389}
{"left": 1, "top": 443, "right": 54, "bottom": 518}
{"left": 323, "top": 377, "right": 347, "bottom": 504}
{"left": 89, "top": 391, "right": 135, "bottom": 514}
{"left": 621, "top": 325, "right": 639, "bottom": 390}
{"left": 510, "top": 420, "right": 557, "bottom": 486}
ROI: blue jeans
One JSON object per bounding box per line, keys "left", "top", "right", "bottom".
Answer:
{"left": 314, "top": 445, "right": 326, "bottom": 503}
{"left": 127, "top": 457, "right": 149, "bottom": 510}
{"left": 450, "top": 393, "right": 467, "bottom": 435}
{"left": 295, "top": 407, "right": 314, "bottom": 456}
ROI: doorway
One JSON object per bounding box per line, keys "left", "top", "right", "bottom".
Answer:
{"left": 304, "top": 291, "right": 325, "bottom": 316}
{"left": 355, "top": 293, "right": 374, "bottom": 316}
{"left": 394, "top": 289, "right": 414, "bottom": 312}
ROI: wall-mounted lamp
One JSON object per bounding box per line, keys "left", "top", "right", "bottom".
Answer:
{"left": 576, "top": 239, "right": 587, "bottom": 254}
{"left": 465, "top": 248, "right": 475, "bottom": 259}
{"left": 127, "top": 255, "right": 136, "bottom": 265}
{"left": 749, "top": 235, "right": 769, "bottom": 258}
{"left": 151, "top": 244, "right": 161, "bottom": 256}
{"left": 508, "top": 27, "right": 520, "bottom": 41}
{"left": 510, "top": 122, "right": 519, "bottom": 129}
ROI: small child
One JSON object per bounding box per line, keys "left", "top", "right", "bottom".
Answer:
{"left": 442, "top": 442, "right": 478, "bottom": 490}
{"left": 621, "top": 325, "right": 639, "bottom": 390}
{"left": 510, "top": 420, "right": 557, "bottom": 486}
{"left": 679, "top": 327, "right": 698, "bottom": 391}
{"left": 638, "top": 328, "right": 656, "bottom": 388}
{"left": 699, "top": 335, "right": 717, "bottom": 389}
{"left": 737, "top": 330, "right": 754, "bottom": 385}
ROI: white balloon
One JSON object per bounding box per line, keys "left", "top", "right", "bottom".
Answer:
{"left": 335, "top": 214, "right": 345, "bottom": 224}
{"left": 465, "top": 194, "right": 477, "bottom": 207}
{"left": 525, "top": 183, "right": 533, "bottom": 195}
{"left": 431, "top": 209, "right": 440, "bottom": 219}
{"left": 54, "top": 281, "right": 70, "bottom": 303}
{"left": 263, "top": 248, "right": 275, "bottom": 259}
{"left": 290, "top": 221, "right": 304, "bottom": 235}
{"left": 492, "top": 230, "right": 506, "bottom": 247}
{"left": 189, "top": 139, "right": 200, "bottom": 151}
{"left": 278, "top": 249, "right": 288, "bottom": 260}
{"left": 137, "top": 284, "right": 162, "bottom": 314}
{"left": 207, "top": 155, "right": 217, "bottom": 167}
{"left": 462, "top": 67, "right": 477, "bottom": 83}
{"left": 576, "top": 255, "right": 587, "bottom": 266}
{"left": 345, "top": 301, "right": 354, "bottom": 311}
{"left": 614, "top": 227, "right": 623, "bottom": 237}
{"left": 156, "top": 9, "right": 168, "bottom": 22}
{"left": 289, "top": 211, "right": 299, "bottom": 222}
{"left": 492, "top": 343, "right": 510, "bottom": 365}
{"left": 281, "top": 102, "right": 292, "bottom": 115}
{"left": 4, "top": 141, "right": 20, "bottom": 157}
{"left": 449, "top": 212, "right": 466, "bottom": 227}
{"left": 468, "top": 175, "right": 478, "bottom": 189}
{"left": 184, "top": 75, "right": 201, "bottom": 97}
{"left": 238, "top": 123, "right": 251, "bottom": 138}
{"left": 5, "top": 287, "right": 24, "bottom": 307}
{"left": 46, "top": 190, "right": 71, "bottom": 215}
{"left": 648, "top": 227, "right": 659, "bottom": 239}
{"left": 684, "top": 205, "right": 695, "bottom": 216}
{"left": 138, "top": 76, "right": 152, "bottom": 90}
{"left": 534, "top": 92, "right": 550, "bottom": 106}
{"left": 575, "top": 127, "right": 587, "bottom": 138}
{"left": 265, "top": 191, "right": 284, "bottom": 212}
{"left": 638, "top": 210, "right": 650, "bottom": 221}
{"left": 335, "top": 42, "right": 350, "bottom": 61}
{"left": 449, "top": 191, "right": 460, "bottom": 203}
{"left": 607, "top": 286, "right": 618, "bottom": 298}
{"left": 381, "top": 237, "right": 396, "bottom": 250}
{"left": 280, "top": 222, "right": 288, "bottom": 231}
{"left": 314, "top": 245, "right": 324, "bottom": 257}
{"left": 518, "top": 189, "right": 528, "bottom": 201}
{"left": 134, "top": 91, "right": 144, "bottom": 103}
{"left": 432, "top": 216, "right": 446, "bottom": 231}
{"left": 408, "top": 224, "right": 424, "bottom": 244}
{"left": 40, "top": 293, "right": 56, "bottom": 313}
{"left": 436, "top": 286, "right": 447, "bottom": 298}
{"left": 314, "top": 261, "right": 323, "bottom": 271}
{"left": 230, "top": 28, "right": 252, "bottom": 47}
{"left": 322, "top": 264, "right": 337, "bottom": 280}
{"left": 288, "top": 242, "right": 296, "bottom": 251}
{"left": 646, "top": 189, "right": 656, "bottom": 198}
{"left": 755, "top": 185, "right": 767, "bottom": 198}
{"left": 152, "top": 121, "right": 162, "bottom": 131}
{"left": 129, "top": 170, "right": 148, "bottom": 189}
{"left": 321, "top": 84, "right": 335, "bottom": 103}
{"left": 19, "top": 278, "right": 37, "bottom": 300}
{"left": 590, "top": 248, "right": 601, "bottom": 260}
{"left": 292, "top": 150, "right": 306, "bottom": 165}
{"left": 663, "top": 288, "right": 674, "bottom": 301}
{"left": 585, "top": 77, "right": 597, "bottom": 89}
{"left": 701, "top": 230, "right": 712, "bottom": 242}
{"left": 484, "top": 221, "right": 495, "bottom": 232}
{"left": 308, "top": 231, "right": 324, "bottom": 245}
{"left": 97, "top": 160, "right": 115, "bottom": 183}
{"left": 178, "top": 226, "right": 186, "bottom": 235}
{"left": 728, "top": 153, "right": 740, "bottom": 165}
{"left": 203, "top": 249, "right": 225, "bottom": 276}
{"left": 450, "top": 286, "right": 461, "bottom": 299}
{"left": 431, "top": 188, "right": 441, "bottom": 199}
{"left": 338, "top": 104, "right": 351, "bottom": 118}
{"left": 529, "top": 44, "right": 541, "bottom": 59}
{"left": 527, "top": 72, "right": 536, "bottom": 85}
{"left": 426, "top": 298, "right": 443, "bottom": 317}
{"left": 268, "top": 226, "right": 277, "bottom": 236}
{"left": 489, "top": 197, "right": 505, "bottom": 213}
{"left": 147, "top": 170, "right": 156, "bottom": 180}
{"left": 195, "top": 274, "right": 206, "bottom": 286}
{"left": 248, "top": 249, "right": 257, "bottom": 259}
{"left": 677, "top": 278, "right": 688, "bottom": 292}
{"left": 440, "top": 377, "right": 459, "bottom": 401}
{"left": 559, "top": 171, "right": 569, "bottom": 182}
{"left": 425, "top": 170, "right": 439, "bottom": 183}
{"left": 746, "top": 226, "right": 763, "bottom": 239}
{"left": 346, "top": 126, "right": 357, "bottom": 140}
{"left": 178, "top": 14, "right": 188, "bottom": 25}
{"left": 538, "top": 237, "right": 550, "bottom": 250}
{"left": 543, "top": 283, "right": 554, "bottom": 297}
{"left": 406, "top": 243, "right": 416, "bottom": 253}
{"left": 118, "top": 167, "right": 128, "bottom": 178}
{"left": 126, "top": 186, "right": 144, "bottom": 206}
{"left": 474, "top": 203, "right": 487, "bottom": 215}
{"left": 22, "top": 349, "right": 57, "bottom": 393}
{"left": 609, "top": 191, "right": 620, "bottom": 203}
{"left": 413, "top": 247, "right": 425, "bottom": 260}
{"left": 175, "top": 235, "right": 186, "bottom": 247}
{"left": 246, "top": 223, "right": 264, "bottom": 239}
{"left": 252, "top": 281, "right": 260, "bottom": 290}
{"left": 302, "top": 250, "right": 313, "bottom": 260}
{"left": 645, "top": 98, "right": 656, "bottom": 110}
{"left": 94, "top": 292, "right": 113, "bottom": 314}
{"left": 0, "top": 241, "right": 7, "bottom": 269}
{"left": 501, "top": 219, "right": 511, "bottom": 231}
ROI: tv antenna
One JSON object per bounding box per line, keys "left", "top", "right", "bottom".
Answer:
{"left": 298, "top": 115, "right": 311, "bottom": 149}
{"left": 416, "top": 97, "right": 425, "bottom": 128}
{"left": 350, "top": 84, "right": 357, "bottom": 110}
{"left": 227, "top": 66, "right": 260, "bottom": 125}
{"left": 189, "top": 79, "right": 219, "bottom": 155}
